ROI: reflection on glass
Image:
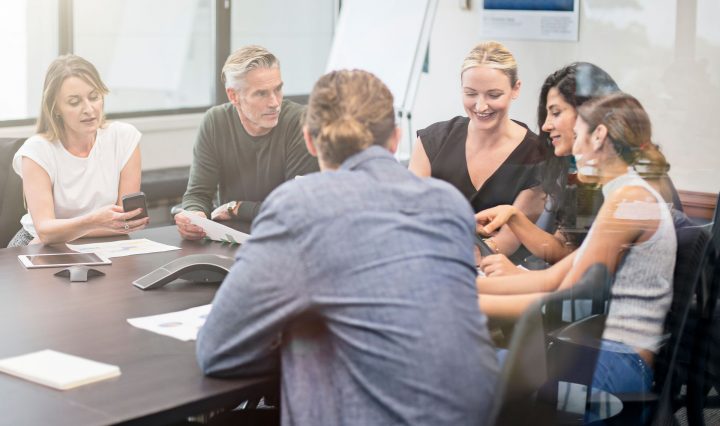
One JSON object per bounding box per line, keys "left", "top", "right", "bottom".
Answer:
{"left": 73, "top": 0, "right": 213, "bottom": 113}
{"left": 231, "top": 0, "right": 335, "bottom": 95}
{"left": 0, "top": 0, "right": 58, "bottom": 121}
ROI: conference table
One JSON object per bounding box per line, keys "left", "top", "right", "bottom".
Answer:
{"left": 0, "top": 225, "right": 275, "bottom": 425}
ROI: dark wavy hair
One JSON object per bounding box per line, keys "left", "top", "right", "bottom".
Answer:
{"left": 537, "top": 62, "right": 619, "bottom": 229}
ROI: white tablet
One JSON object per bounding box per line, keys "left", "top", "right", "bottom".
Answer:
{"left": 18, "top": 252, "right": 112, "bottom": 269}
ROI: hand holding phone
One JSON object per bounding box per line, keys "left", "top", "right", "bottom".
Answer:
{"left": 122, "top": 192, "right": 148, "bottom": 220}
{"left": 474, "top": 234, "right": 495, "bottom": 257}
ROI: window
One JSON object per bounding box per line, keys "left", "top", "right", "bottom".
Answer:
{"left": 231, "top": 0, "right": 336, "bottom": 96}
{"left": 73, "top": 0, "right": 214, "bottom": 113}
{"left": 0, "top": 0, "right": 58, "bottom": 122}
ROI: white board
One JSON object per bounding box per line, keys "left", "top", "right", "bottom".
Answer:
{"left": 326, "top": 0, "right": 438, "bottom": 117}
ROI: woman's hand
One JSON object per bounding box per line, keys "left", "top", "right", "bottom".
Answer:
{"left": 89, "top": 205, "right": 149, "bottom": 234}
{"left": 479, "top": 254, "right": 526, "bottom": 277}
{"left": 475, "top": 205, "right": 517, "bottom": 236}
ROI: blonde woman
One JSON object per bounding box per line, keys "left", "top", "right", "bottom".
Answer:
{"left": 409, "top": 41, "right": 546, "bottom": 256}
{"left": 9, "top": 55, "right": 148, "bottom": 246}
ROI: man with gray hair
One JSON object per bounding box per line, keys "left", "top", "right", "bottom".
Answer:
{"left": 176, "top": 45, "right": 319, "bottom": 239}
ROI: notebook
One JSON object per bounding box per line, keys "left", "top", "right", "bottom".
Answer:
{"left": 0, "top": 350, "right": 121, "bottom": 390}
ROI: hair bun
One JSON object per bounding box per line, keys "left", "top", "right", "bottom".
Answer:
{"left": 318, "top": 115, "right": 374, "bottom": 148}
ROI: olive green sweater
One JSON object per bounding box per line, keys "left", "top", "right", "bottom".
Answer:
{"left": 182, "top": 100, "right": 319, "bottom": 221}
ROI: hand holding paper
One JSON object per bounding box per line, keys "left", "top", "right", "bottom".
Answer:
{"left": 177, "top": 211, "right": 250, "bottom": 245}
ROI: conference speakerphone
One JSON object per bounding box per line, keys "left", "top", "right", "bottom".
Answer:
{"left": 133, "top": 254, "right": 235, "bottom": 290}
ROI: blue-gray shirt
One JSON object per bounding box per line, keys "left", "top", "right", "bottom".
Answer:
{"left": 197, "top": 146, "right": 499, "bottom": 425}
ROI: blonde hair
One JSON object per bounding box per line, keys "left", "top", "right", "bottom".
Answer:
{"left": 305, "top": 70, "right": 395, "bottom": 168}
{"left": 222, "top": 45, "right": 279, "bottom": 90}
{"left": 577, "top": 93, "right": 669, "bottom": 174}
{"left": 461, "top": 41, "right": 518, "bottom": 86}
{"left": 37, "top": 55, "right": 109, "bottom": 142}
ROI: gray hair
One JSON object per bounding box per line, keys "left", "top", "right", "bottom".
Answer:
{"left": 222, "top": 45, "right": 280, "bottom": 90}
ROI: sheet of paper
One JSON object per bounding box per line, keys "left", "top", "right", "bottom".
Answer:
{"left": 127, "top": 304, "right": 212, "bottom": 342}
{"left": 179, "top": 212, "right": 250, "bottom": 244}
{"left": 0, "top": 349, "right": 120, "bottom": 390}
{"left": 67, "top": 238, "right": 180, "bottom": 258}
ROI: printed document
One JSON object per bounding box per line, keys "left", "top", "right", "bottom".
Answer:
{"left": 178, "top": 212, "right": 250, "bottom": 244}
{"left": 67, "top": 238, "right": 180, "bottom": 258}
{"left": 127, "top": 304, "right": 212, "bottom": 341}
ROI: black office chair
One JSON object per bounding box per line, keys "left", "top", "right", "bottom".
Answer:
{"left": 683, "top": 192, "right": 720, "bottom": 425}
{"left": 539, "top": 224, "right": 710, "bottom": 425}
{"left": 0, "top": 138, "right": 27, "bottom": 247}
{"left": 490, "top": 263, "right": 612, "bottom": 426}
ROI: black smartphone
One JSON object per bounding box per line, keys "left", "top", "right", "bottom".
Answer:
{"left": 122, "top": 191, "right": 148, "bottom": 220}
{"left": 474, "top": 234, "right": 495, "bottom": 257}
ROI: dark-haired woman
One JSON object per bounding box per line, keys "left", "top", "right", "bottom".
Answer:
{"left": 475, "top": 62, "right": 619, "bottom": 276}
{"left": 479, "top": 93, "right": 676, "bottom": 402}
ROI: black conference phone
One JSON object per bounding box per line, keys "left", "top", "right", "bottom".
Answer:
{"left": 133, "top": 253, "right": 235, "bottom": 290}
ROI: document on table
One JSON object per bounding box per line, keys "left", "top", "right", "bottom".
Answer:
{"left": 178, "top": 212, "right": 250, "bottom": 244}
{"left": 127, "top": 304, "right": 212, "bottom": 341}
{"left": 67, "top": 238, "right": 180, "bottom": 258}
{"left": 0, "top": 349, "right": 120, "bottom": 390}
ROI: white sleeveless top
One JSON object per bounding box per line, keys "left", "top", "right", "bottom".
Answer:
{"left": 573, "top": 170, "right": 676, "bottom": 353}
{"left": 12, "top": 122, "right": 141, "bottom": 238}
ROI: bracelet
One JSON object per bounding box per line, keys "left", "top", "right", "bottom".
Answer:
{"left": 483, "top": 238, "right": 500, "bottom": 254}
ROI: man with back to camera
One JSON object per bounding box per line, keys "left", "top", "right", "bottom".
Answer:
{"left": 175, "top": 45, "right": 319, "bottom": 239}
{"left": 196, "top": 69, "right": 499, "bottom": 425}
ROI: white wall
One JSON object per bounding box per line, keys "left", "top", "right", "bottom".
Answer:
{"left": 3, "top": 0, "right": 718, "bottom": 193}
{"left": 412, "top": 0, "right": 720, "bottom": 193}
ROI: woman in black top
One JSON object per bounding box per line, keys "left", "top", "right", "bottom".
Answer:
{"left": 409, "top": 41, "right": 546, "bottom": 257}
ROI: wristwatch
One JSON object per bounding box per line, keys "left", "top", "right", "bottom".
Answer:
{"left": 226, "top": 201, "right": 239, "bottom": 218}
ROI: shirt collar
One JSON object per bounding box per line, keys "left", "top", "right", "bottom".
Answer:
{"left": 339, "top": 145, "right": 397, "bottom": 171}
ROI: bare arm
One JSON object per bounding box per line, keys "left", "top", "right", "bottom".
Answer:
{"left": 22, "top": 157, "right": 146, "bottom": 244}
{"left": 488, "top": 186, "right": 545, "bottom": 255}
{"left": 408, "top": 136, "right": 431, "bottom": 177}
{"left": 477, "top": 204, "right": 573, "bottom": 263}
{"left": 477, "top": 252, "right": 574, "bottom": 295}
{"left": 557, "top": 185, "right": 656, "bottom": 291}
{"left": 476, "top": 251, "right": 576, "bottom": 318}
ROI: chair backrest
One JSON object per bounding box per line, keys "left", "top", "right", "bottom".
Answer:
{"left": 490, "top": 263, "right": 612, "bottom": 425}
{"left": 490, "top": 298, "right": 548, "bottom": 425}
{"left": 543, "top": 262, "right": 613, "bottom": 332}
{"left": 540, "top": 264, "right": 612, "bottom": 408}
{"left": 0, "top": 138, "right": 27, "bottom": 247}
{"left": 654, "top": 225, "right": 710, "bottom": 393}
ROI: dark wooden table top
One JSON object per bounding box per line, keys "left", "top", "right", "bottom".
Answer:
{"left": 0, "top": 226, "right": 274, "bottom": 426}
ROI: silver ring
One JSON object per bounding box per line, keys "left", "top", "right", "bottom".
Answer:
{"left": 124, "top": 222, "right": 130, "bottom": 231}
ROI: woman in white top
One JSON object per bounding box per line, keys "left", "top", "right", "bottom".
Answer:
{"left": 479, "top": 93, "right": 676, "bottom": 399}
{"left": 9, "top": 55, "right": 148, "bottom": 246}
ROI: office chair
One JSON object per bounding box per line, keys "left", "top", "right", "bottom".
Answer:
{"left": 490, "top": 264, "right": 612, "bottom": 426}
{"left": 684, "top": 192, "right": 720, "bottom": 425}
{"left": 541, "top": 224, "right": 710, "bottom": 425}
{"left": 0, "top": 138, "right": 27, "bottom": 247}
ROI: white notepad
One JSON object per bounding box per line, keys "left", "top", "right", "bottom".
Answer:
{"left": 0, "top": 350, "right": 121, "bottom": 390}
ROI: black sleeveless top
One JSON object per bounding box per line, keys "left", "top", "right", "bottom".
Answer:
{"left": 418, "top": 117, "right": 546, "bottom": 213}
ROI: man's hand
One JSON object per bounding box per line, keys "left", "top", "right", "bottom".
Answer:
{"left": 175, "top": 210, "right": 207, "bottom": 240}
{"left": 211, "top": 201, "right": 240, "bottom": 221}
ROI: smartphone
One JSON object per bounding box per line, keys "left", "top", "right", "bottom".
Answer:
{"left": 122, "top": 191, "right": 148, "bottom": 220}
{"left": 474, "top": 234, "right": 495, "bottom": 257}
{"left": 18, "top": 252, "right": 112, "bottom": 269}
